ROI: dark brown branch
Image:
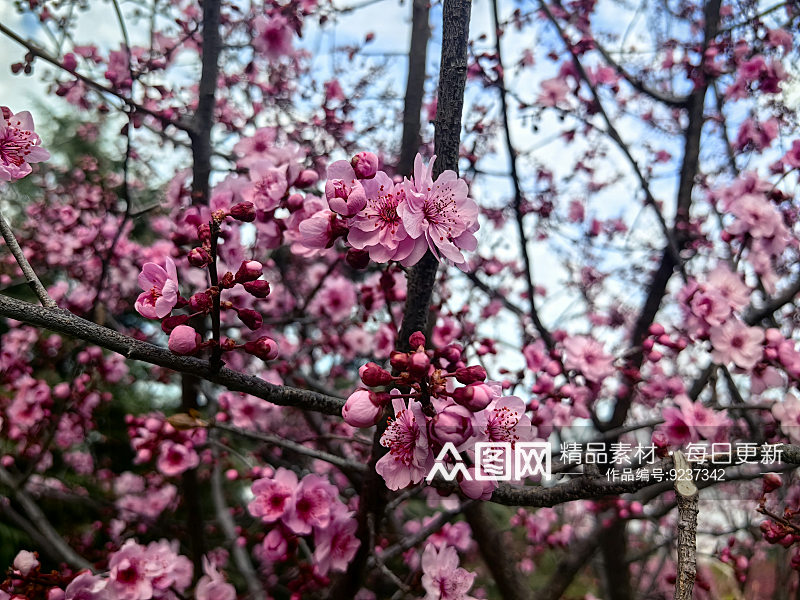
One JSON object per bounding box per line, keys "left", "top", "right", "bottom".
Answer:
{"left": 397, "top": 0, "right": 431, "bottom": 177}
{"left": 463, "top": 502, "right": 532, "bottom": 600}
{"left": 672, "top": 451, "right": 699, "bottom": 600}
{"left": 0, "top": 294, "right": 344, "bottom": 415}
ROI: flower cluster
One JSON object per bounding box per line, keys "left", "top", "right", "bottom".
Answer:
{"left": 302, "top": 152, "right": 479, "bottom": 267}
{"left": 0, "top": 107, "right": 50, "bottom": 182}
{"left": 247, "top": 467, "right": 360, "bottom": 577}
{"left": 343, "top": 331, "right": 535, "bottom": 498}
{"left": 126, "top": 412, "right": 206, "bottom": 477}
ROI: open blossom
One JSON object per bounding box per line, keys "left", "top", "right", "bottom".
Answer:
{"left": 0, "top": 109, "right": 50, "bottom": 181}
{"left": 134, "top": 258, "right": 179, "bottom": 319}
{"left": 242, "top": 160, "right": 288, "bottom": 211}
{"left": 252, "top": 14, "right": 294, "bottom": 60}
{"left": 420, "top": 544, "right": 476, "bottom": 600}
{"left": 376, "top": 397, "right": 434, "bottom": 490}
{"left": 772, "top": 393, "right": 800, "bottom": 444}
{"left": 156, "top": 440, "right": 199, "bottom": 477}
{"left": 64, "top": 571, "right": 110, "bottom": 600}
{"left": 398, "top": 154, "right": 479, "bottom": 266}
{"left": 248, "top": 467, "right": 298, "bottom": 523}
{"left": 347, "top": 171, "right": 417, "bottom": 262}
{"left": 313, "top": 510, "right": 361, "bottom": 576}
{"left": 325, "top": 160, "right": 367, "bottom": 217}
{"left": 195, "top": 558, "right": 236, "bottom": 600}
{"left": 710, "top": 319, "right": 764, "bottom": 370}
{"left": 562, "top": 335, "right": 615, "bottom": 382}
{"left": 660, "top": 395, "right": 729, "bottom": 445}
{"left": 475, "top": 396, "right": 534, "bottom": 446}
{"left": 283, "top": 473, "right": 339, "bottom": 535}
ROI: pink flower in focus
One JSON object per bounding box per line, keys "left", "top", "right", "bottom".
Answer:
{"left": 107, "top": 541, "right": 154, "bottom": 600}
{"left": 283, "top": 474, "right": 339, "bottom": 535}
{"left": 248, "top": 467, "right": 298, "bottom": 523}
{"left": 420, "top": 544, "right": 476, "bottom": 600}
{"left": 397, "top": 154, "right": 479, "bottom": 266}
{"left": 562, "top": 335, "right": 615, "bottom": 382}
{"left": 0, "top": 109, "right": 50, "bottom": 181}
{"left": 475, "top": 396, "right": 534, "bottom": 446}
{"left": 135, "top": 258, "right": 179, "bottom": 319}
{"left": 325, "top": 160, "right": 367, "bottom": 217}
{"left": 710, "top": 320, "right": 764, "bottom": 370}
{"left": 376, "top": 397, "right": 433, "bottom": 490}
{"left": 156, "top": 441, "right": 199, "bottom": 477}
{"left": 347, "top": 171, "right": 416, "bottom": 262}
{"left": 313, "top": 510, "right": 361, "bottom": 575}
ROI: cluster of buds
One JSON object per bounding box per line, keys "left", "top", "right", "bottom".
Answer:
{"left": 758, "top": 472, "right": 800, "bottom": 569}
{"left": 342, "top": 330, "right": 492, "bottom": 429}
{"left": 642, "top": 323, "right": 688, "bottom": 363}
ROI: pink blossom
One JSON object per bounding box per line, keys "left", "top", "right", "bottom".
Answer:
{"left": 134, "top": 258, "right": 179, "bottom": 319}
{"left": 420, "top": 544, "right": 476, "bottom": 600}
{"left": 325, "top": 160, "right": 367, "bottom": 217}
{"left": 195, "top": 558, "right": 236, "bottom": 600}
{"left": 311, "top": 274, "right": 357, "bottom": 322}
{"left": 0, "top": 110, "right": 50, "bottom": 181}
{"left": 709, "top": 320, "right": 764, "bottom": 370}
{"left": 156, "top": 441, "right": 199, "bottom": 477}
{"left": 772, "top": 393, "right": 800, "bottom": 444}
{"left": 728, "top": 193, "right": 783, "bottom": 239}
{"left": 376, "top": 397, "right": 434, "bottom": 490}
{"left": 562, "top": 335, "right": 615, "bottom": 382}
{"left": 342, "top": 388, "right": 383, "bottom": 428}
{"left": 261, "top": 528, "right": 289, "bottom": 561}
{"left": 242, "top": 160, "right": 288, "bottom": 211}
{"left": 312, "top": 510, "right": 361, "bottom": 575}
{"left": 475, "top": 396, "right": 534, "bottom": 446}
{"left": 233, "top": 127, "right": 276, "bottom": 165}
{"left": 397, "top": 154, "right": 479, "bottom": 266}
{"left": 347, "top": 171, "right": 416, "bottom": 262}
{"left": 13, "top": 550, "right": 39, "bottom": 575}
{"left": 107, "top": 541, "right": 154, "bottom": 600}
{"left": 351, "top": 151, "right": 379, "bottom": 178}
{"left": 248, "top": 467, "right": 298, "bottom": 523}
{"left": 705, "top": 265, "right": 750, "bottom": 311}
{"left": 64, "top": 571, "right": 110, "bottom": 600}
{"left": 283, "top": 473, "right": 339, "bottom": 535}
{"left": 784, "top": 140, "right": 800, "bottom": 168}
{"left": 537, "top": 77, "right": 570, "bottom": 107}
{"left": 167, "top": 325, "right": 199, "bottom": 355}
{"left": 252, "top": 14, "right": 294, "bottom": 60}
{"left": 429, "top": 402, "right": 475, "bottom": 447}
{"left": 661, "top": 395, "right": 729, "bottom": 445}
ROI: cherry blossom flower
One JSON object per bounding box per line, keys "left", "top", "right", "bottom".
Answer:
{"left": 562, "top": 335, "right": 615, "bottom": 382}
{"left": 475, "top": 396, "right": 534, "bottom": 446}
{"left": 242, "top": 160, "right": 288, "bottom": 211}
{"left": 64, "top": 571, "right": 110, "bottom": 600}
{"left": 709, "top": 320, "right": 764, "bottom": 370}
{"left": 397, "top": 154, "right": 479, "bottom": 266}
{"left": 13, "top": 550, "right": 39, "bottom": 575}
{"left": 195, "top": 558, "right": 236, "bottom": 600}
{"left": 420, "top": 543, "right": 476, "bottom": 600}
{"left": 107, "top": 540, "right": 155, "bottom": 600}
{"left": 156, "top": 441, "right": 199, "bottom": 477}
{"left": 134, "top": 258, "right": 179, "bottom": 319}
{"left": 325, "top": 160, "right": 367, "bottom": 217}
{"left": 252, "top": 14, "right": 294, "bottom": 60}
{"left": 660, "top": 395, "right": 729, "bottom": 445}
{"left": 347, "top": 171, "right": 416, "bottom": 262}
{"left": 283, "top": 473, "right": 339, "bottom": 535}
{"left": 376, "top": 397, "right": 434, "bottom": 490}
{"left": 167, "top": 325, "right": 199, "bottom": 355}
{"left": 0, "top": 109, "right": 50, "bottom": 181}
{"left": 312, "top": 509, "right": 361, "bottom": 575}
{"left": 248, "top": 467, "right": 298, "bottom": 523}
{"left": 772, "top": 393, "right": 800, "bottom": 444}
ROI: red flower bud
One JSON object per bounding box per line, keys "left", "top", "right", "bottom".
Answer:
{"left": 295, "top": 169, "right": 319, "bottom": 187}
{"left": 455, "top": 365, "right": 487, "bottom": 385}
{"left": 188, "top": 247, "right": 212, "bottom": 268}
{"left": 451, "top": 383, "right": 495, "bottom": 411}
{"left": 235, "top": 260, "right": 263, "bottom": 283}
{"left": 197, "top": 223, "right": 211, "bottom": 244}
{"left": 220, "top": 271, "right": 235, "bottom": 288}
{"left": 409, "top": 331, "right": 426, "bottom": 349}
{"left": 389, "top": 351, "right": 409, "bottom": 372}
{"left": 189, "top": 292, "right": 213, "bottom": 313}
{"left": 161, "top": 314, "right": 190, "bottom": 334}
{"left": 359, "top": 362, "right": 393, "bottom": 387}
{"left": 237, "top": 308, "right": 263, "bottom": 330}
{"left": 244, "top": 336, "right": 279, "bottom": 361}
{"left": 230, "top": 201, "right": 256, "bottom": 222}
{"left": 408, "top": 350, "right": 431, "bottom": 377}
{"left": 243, "top": 280, "right": 271, "bottom": 298}
{"left": 763, "top": 473, "right": 783, "bottom": 494}
{"left": 346, "top": 248, "right": 370, "bottom": 270}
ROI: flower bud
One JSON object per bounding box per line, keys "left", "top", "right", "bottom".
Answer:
{"left": 346, "top": 248, "right": 370, "bottom": 270}
{"left": 235, "top": 260, "right": 263, "bottom": 283}
{"left": 13, "top": 550, "right": 39, "bottom": 576}
{"left": 243, "top": 279, "right": 271, "bottom": 298}
{"left": 189, "top": 292, "right": 213, "bottom": 313}
{"left": 295, "top": 169, "right": 319, "bottom": 187}
{"left": 429, "top": 403, "right": 474, "bottom": 446}
{"left": 408, "top": 350, "right": 431, "bottom": 377}
{"left": 409, "top": 331, "right": 426, "bottom": 349}
{"left": 168, "top": 325, "right": 200, "bottom": 355}
{"left": 161, "top": 314, "right": 190, "bottom": 334}
{"left": 351, "top": 151, "right": 379, "bottom": 179}
{"left": 451, "top": 383, "right": 496, "bottom": 412}
{"left": 237, "top": 309, "right": 263, "bottom": 330}
{"left": 455, "top": 365, "right": 487, "bottom": 385}
{"left": 441, "top": 343, "right": 463, "bottom": 365}
{"left": 197, "top": 223, "right": 211, "bottom": 244}
{"left": 220, "top": 271, "right": 235, "bottom": 288}
{"left": 342, "top": 388, "right": 382, "bottom": 427}
{"left": 763, "top": 473, "right": 783, "bottom": 494}
{"left": 244, "top": 336, "right": 279, "bottom": 361}
{"left": 262, "top": 528, "right": 289, "bottom": 561}
{"left": 287, "top": 193, "right": 305, "bottom": 211}
{"left": 389, "top": 351, "right": 409, "bottom": 372}
{"left": 188, "top": 246, "right": 212, "bottom": 268}
{"left": 359, "top": 362, "right": 393, "bottom": 387}
{"left": 459, "top": 468, "right": 495, "bottom": 500}
{"left": 230, "top": 201, "right": 256, "bottom": 222}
